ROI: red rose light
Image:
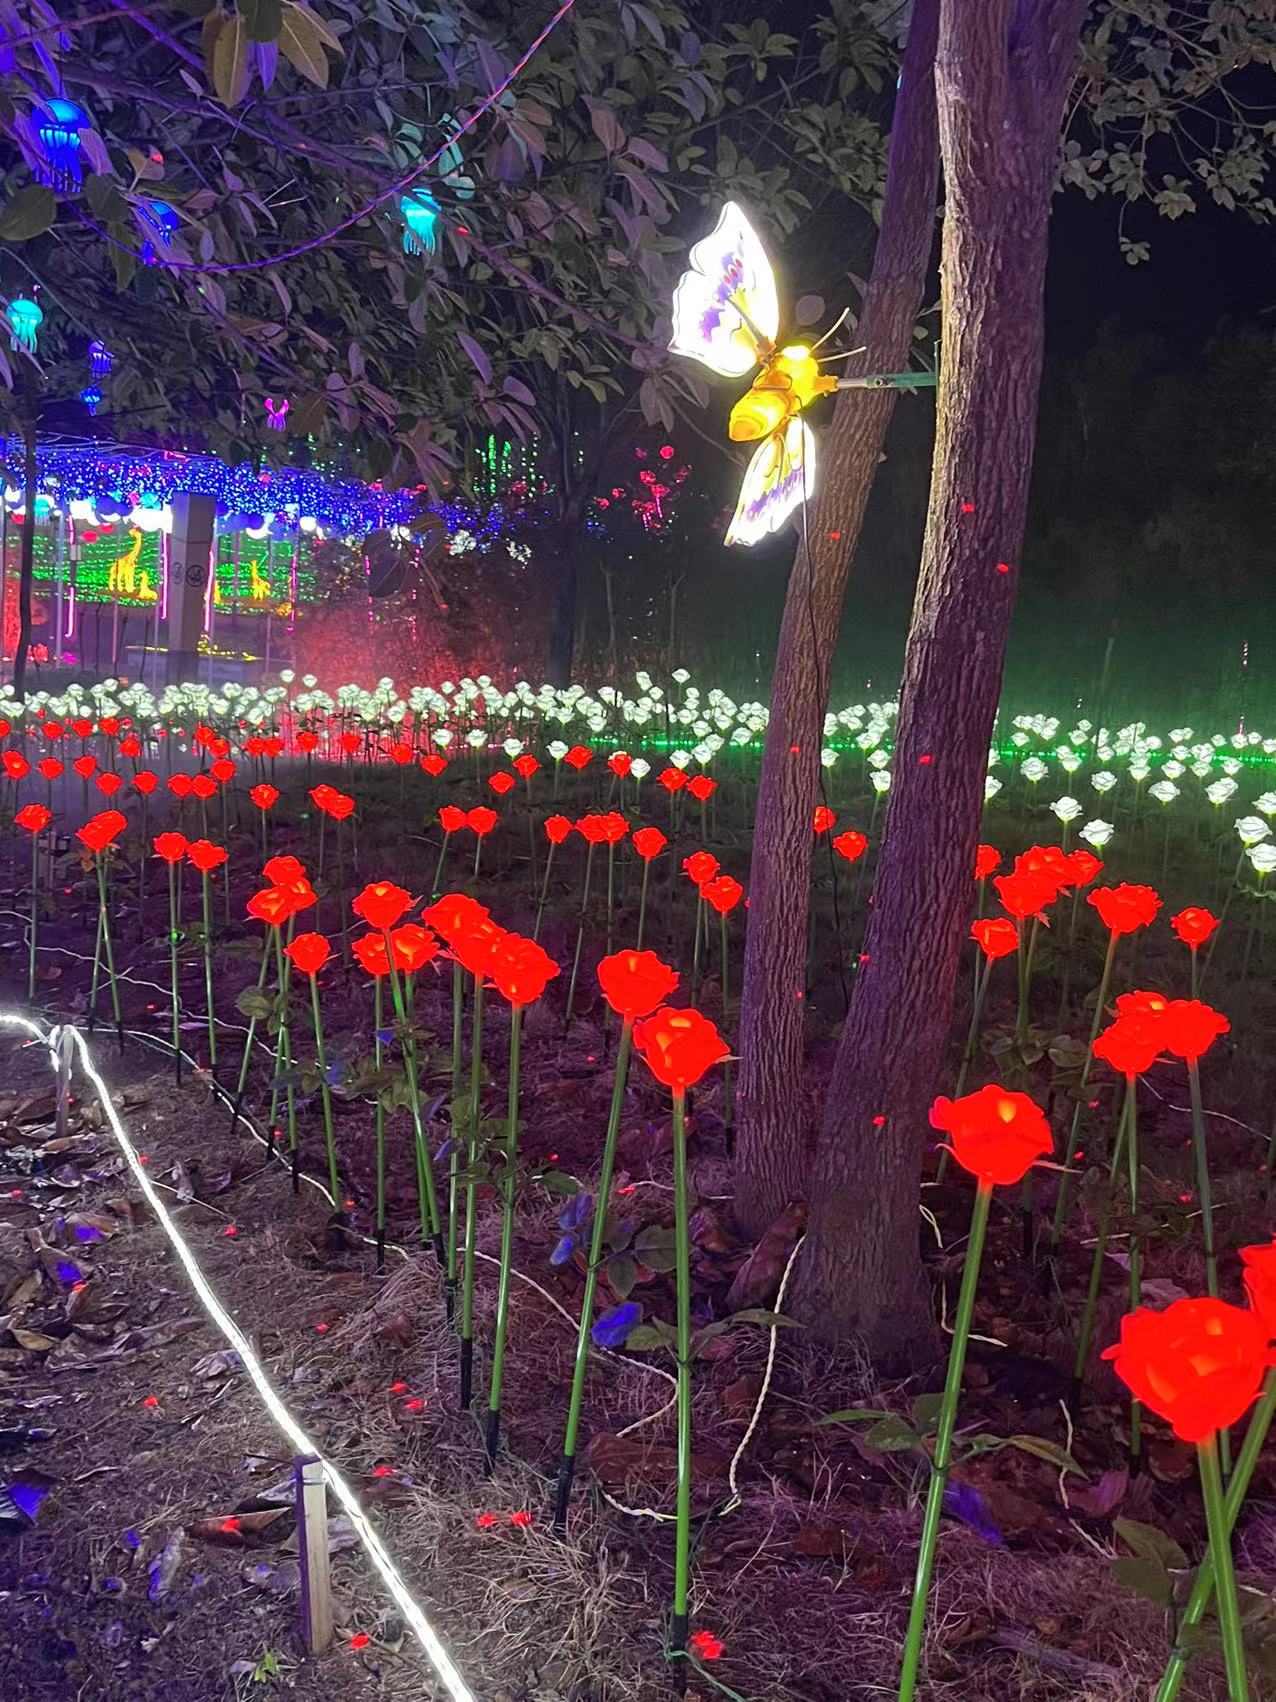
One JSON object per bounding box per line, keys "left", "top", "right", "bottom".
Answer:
{"left": 1068, "top": 848, "right": 1103, "bottom": 887}
{"left": 1088, "top": 883, "right": 1162, "bottom": 936}
{"left": 388, "top": 923, "right": 440, "bottom": 975}
{"left": 1013, "top": 845, "right": 1074, "bottom": 897}
{"left": 633, "top": 1006, "right": 730, "bottom": 1093}
{"left": 1158, "top": 998, "right": 1229, "bottom": 1062}
{"left": 190, "top": 774, "right": 217, "bottom": 802}
{"left": 994, "top": 870, "right": 1057, "bottom": 920}
{"left": 14, "top": 803, "right": 51, "bottom": 834}
{"left": 1171, "top": 907, "right": 1219, "bottom": 951}
{"left": 544, "top": 814, "right": 572, "bottom": 845}
{"left": 209, "top": 758, "right": 236, "bottom": 785}
{"left": 389, "top": 743, "right": 414, "bottom": 766}
{"left": 1103, "top": 1297, "right": 1270, "bottom": 1443}
{"left": 974, "top": 844, "right": 1000, "bottom": 881}
{"left": 632, "top": 826, "right": 667, "bottom": 861}
{"left": 701, "top": 873, "right": 744, "bottom": 915}
{"left": 564, "top": 745, "right": 592, "bottom": 771}
{"left": 513, "top": 754, "right": 540, "bottom": 780}
{"left": 658, "top": 767, "right": 686, "bottom": 794}
{"left": 132, "top": 770, "right": 158, "bottom": 796}
{"left": 597, "top": 949, "right": 680, "bottom": 1020}
{"left": 339, "top": 731, "right": 362, "bottom": 755}
{"left": 576, "top": 813, "right": 608, "bottom": 846}
{"left": 929, "top": 1085, "right": 1052, "bottom": 1187}
{"left": 608, "top": 752, "right": 632, "bottom": 778}
{"left": 420, "top": 753, "right": 448, "bottom": 777}
{"left": 37, "top": 758, "right": 63, "bottom": 782}
{"left": 352, "top": 932, "right": 390, "bottom": 978}
{"left": 466, "top": 806, "right": 498, "bottom": 837}
{"left": 449, "top": 917, "right": 508, "bottom": 978}
{"left": 439, "top": 804, "right": 466, "bottom": 835}
{"left": 263, "top": 854, "right": 307, "bottom": 884}
{"left": 599, "top": 812, "right": 629, "bottom": 846}
{"left": 77, "top": 810, "right": 127, "bottom": 854}
{"left": 423, "top": 893, "right": 491, "bottom": 940}
{"left": 153, "top": 831, "right": 189, "bottom": 864}
{"left": 72, "top": 754, "right": 97, "bottom": 781}
{"left": 970, "top": 917, "right": 1018, "bottom": 960}
{"left": 167, "top": 773, "right": 192, "bottom": 799}
{"left": 285, "top": 932, "right": 332, "bottom": 978}
{"left": 250, "top": 783, "right": 279, "bottom": 811}
{"left": 3, "top": 751, "right": 31, "bottom": 780}
{"left": 296, "top": 730, "right": 320, "bottom": 754}
{"left": 687, "top": 775, "right": 716, "bottom": 802}
{"left": 488, "top": 772, "right": 516, "bottom": 797}
{"left": 1093, "top": 1013, "right": 1164, "bottom": 1078}
{"left": 352, "top": 881, "right": 413, "bottom": 932}
{"left": 311, "top": 785, "right": 354, "bottom": 822}
{"left": 831, "top": 829, "right": 867, "bottom": 864}
{"left": 488, "top": 933, "right": 560, "bottom": 1006}
{"left": 247, "top": 886, "right": 297, "bottom": 928}
{"left": 95, "top": 772, "right": 124, "bottom": 797}
{"left": 682, "top": 851, "right": 719, "bottom": 887}
{"left": 812, "top": 805, "right": 836, "bottom": 835}
{"left": 187, "top": 839, "right": 228, "bottom": 874}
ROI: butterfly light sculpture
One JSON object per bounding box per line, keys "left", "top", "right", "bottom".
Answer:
{"left": 670, "top": 202, "right": 837, "bottom": 547}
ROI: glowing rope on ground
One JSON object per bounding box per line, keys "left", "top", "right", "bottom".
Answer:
{"left": 0, "top": 1012, "right": 477, "bottom": 1702}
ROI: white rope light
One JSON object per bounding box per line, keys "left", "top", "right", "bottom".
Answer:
{"left": 0, "top": 1012, "right": 477, "bottom": 1702}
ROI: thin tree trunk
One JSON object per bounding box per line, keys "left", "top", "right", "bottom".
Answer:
{"left": 733, "top": 0, "right": 941, "bottom": 1234}
{"left": 12, "top": 366, "right": 38, "bottom": 700}
{"left": 795, "top": 0, "right": 1089, "bottom": 1366}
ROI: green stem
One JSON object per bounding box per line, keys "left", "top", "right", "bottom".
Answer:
{"left": 447, "top": 961, "right": 464, "bottom": 1311}
{"left": 26, "top": 831, "right": 37, "bottom": 1001}
{"left": 233, "top": 927, "right": 272, "bottom": 1117}
{"left": 381, "top": 941, "right": 441, "bottom": 1249}
{"left": 432, "top": 830, "right": 452, "bottom": 900}
{"left": 554, "top": 1018, "right": 633, "bottom": 1531}
{"left": 460, "top": 974, "right": 485, "bottom": 1406}
{"left": 1126, "top": 1079, "right": 1142, "bottom": 1458}
{"left": 671, "top": 1089, "right": 694, "bottom": 1664}
{"left": 564, "top": 843, "right": 595, "bottom": 1029}
{"left": 720, "top": 912, "right": 733, "bottom": 1129}
{"left": 898, "top": 1183, "right": 993, "bottom": 1702}
{"left": 373, "top": 976, "right": 386, "bottom": 1264}
{"left": 637, "top": 858, "right": 651, "bottom": 949}
{"left": 94, "top": 857, "right": 122, "bottom": 1045}
{"left": 309, "top": 976, "right": 339, "bottom": 1201}
{"left": 1198, "top": 1435, "right": 1249, "bottom": 1701}
{"left": 936, "top": 956, "right": 990, "bottom": 1183}
{"left": 1188, "top": 1058, "right": 1219, "bottom": 1299}
{"left": 1074, "top": 1078, "right": 1131, "bottom": 1384}
{"left": 1051, "top": 930, "right": 1119, "bottom": 1247}
{"left": 201, "top": 872, "right": 216, "bottom": 1069}
{"left": 485, "top": 1004, "right": 524, "bottom": 1470}
{"left": 533, "top": 840, "right": 555, "bottom": 942}
{"left": 1156, "top": 1370, "right": 1276, "bottom": 1702}
{"left": 168, "top": 861, "right": 181, "bottom": 1081}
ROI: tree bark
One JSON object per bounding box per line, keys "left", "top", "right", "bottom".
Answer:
{"left": 11, "top": 365, "right": 38, "bottom": 701}
{"left": 795, "top": 0, "right": 1090, "bottom": 1367}
{"left": 733, "top": 0, "right": 941, "bottom": 1235}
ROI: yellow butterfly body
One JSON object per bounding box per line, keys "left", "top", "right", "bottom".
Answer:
{"left": 670, "top": 203, "right": 831, "bottom": 546}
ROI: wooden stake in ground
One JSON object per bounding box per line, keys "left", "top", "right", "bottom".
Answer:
{"left": 294, "top": 1455, "right": 332, "bottom": 1654}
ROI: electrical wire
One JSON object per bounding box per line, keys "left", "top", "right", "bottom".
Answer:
{"left": 0, "top": 1011, "right": 477, "bottom": 1702}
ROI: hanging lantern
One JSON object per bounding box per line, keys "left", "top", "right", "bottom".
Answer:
{"left": 6, "top": 298, "right": 43, "bottom": 355}
{"left": 137, "top": 200, "right": 178, "bottom": 264}
{"left": 88, "top": 340, "right": 112, "bottom": 378}
{"left": 80, "top": 382, "right": 103, "bottom": 416}
{"left": 400, "top": 188, "right": 440, "bottom": 256}
{"left": 264, "top": 397, "right": 289, "bottom": 432}
{"left": 35, "top": 98, "right": 90, "bottom": 192}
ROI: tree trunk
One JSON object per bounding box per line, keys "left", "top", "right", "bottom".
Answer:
{"left": 733, "top": 0, "right": 941, "bottom": 1235}
{"left": 11, "top": 366, "right": 38, "bottom": 701}
{"left": 546, "top": 525, "right": 580, "bottom": 687}
{"left": 795, "top": 0, "right": 1089, "bottom": 1367}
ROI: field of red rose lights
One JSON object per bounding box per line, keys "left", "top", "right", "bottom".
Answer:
{"left": 3, "top": 669, "right": 1276, "bottom": 1702}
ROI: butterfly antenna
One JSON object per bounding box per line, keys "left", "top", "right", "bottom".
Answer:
{"left": 817, "top": 345, "right": 869, "bottom": 365}
{"left": 810, "top": 308, "right": 852, "bottom": 350}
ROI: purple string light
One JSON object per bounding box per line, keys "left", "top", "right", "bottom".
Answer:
{"left": 70, "top": 0, "right": 575, "bottom": 278}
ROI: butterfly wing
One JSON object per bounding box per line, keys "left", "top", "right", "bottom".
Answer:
{"left": 725, "top": 416, "right": 814, "bottom": 547}
{"left": 670, "top": 201, "right": 780, "bottom": 379}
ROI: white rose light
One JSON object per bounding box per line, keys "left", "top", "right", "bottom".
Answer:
{"left": 1091, "top": 770, "right": 1117, "bottom": 794}
{"left": 984, "top": 775, "right": 1002, "bottom": 802}
{"left": 1051, "top": 795, "right": 1081, "bottom": 824}
{"left": 1249, "top": 843, "right": 1276, "bottom": 877}
{"left": 1082, "top": 818, "right": 1114, "bottom": 850}
{"left": 1235, "top": 815, "right": 1271, "bottom": 847}
{"left": 1149, "top": 781, "right": 1179, "bottom": 806}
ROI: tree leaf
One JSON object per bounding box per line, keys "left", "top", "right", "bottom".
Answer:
{"left": 606, "top": 1253, "right": 637, "bottom": 1299}
{"left": 587, "top": 98, "right": 626, "bottom": 154}
{"left": 457, "top": 331, "right": 491, "bottom": 386}
{"left": 1111, "top": 1555, "right": 1175, "bottom": 1609}
{"left": 794, "top": 293, "right": 824, "bottom": 326}
{"left": 1006, "top": 1433, "right": 1086, "bottom": 1476}
{"left": 277, "top": 2, "right": 330, "bottom": 87}
{"left": 238, "top": 0, "right": 283, "bottom": 42}
{"left": 212, "top": 10, "right": 251, "bottom": 104}
{"left": 864, "top": 1416, "right": 922, "bottom": 1452}
{"left": 817, "top": 1407, "right": 893, "bottom": 1426}
{"left": 1114, "top": 1517, "right": 1188, "bottom": 1574}
{"left": 623, "top": 1321, "right": 675, "bottom": 1352}
{"left": 0, "top": 185, "right": 56, "bottom": 243}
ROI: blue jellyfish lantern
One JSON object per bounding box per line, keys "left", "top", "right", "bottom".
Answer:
{"left": 88, "top": 340, "right": 112, "bottom": 378}
{"left": 36, "top": 98, "right": 90, "bottom": 191}
{"left": 6, "top": 298, "right": 43, "bottom": 355}
{"left": 80, "top": 383, "right": 103, "bottom": 416}
{"left": 400, "top": 188, "right": 440, "bottom": 256}
{"left": 137, "top": 200, "right": 178, "bottom": 264}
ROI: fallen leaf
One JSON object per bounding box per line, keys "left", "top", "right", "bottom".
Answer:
{"left": 10, "top": 1327, "right": 58, "bottom": 1352}
{"left": 148, "top": 1529, "right": 184, "bottom": 1601}
{"left": 725, "top": 1202, "right": 807, "bottom": 1311}
{"left": 189, "top": 1508, "right": 288, "bottom": 1547}
{"left": 1071, "top": 1468, "right": 1129, "bottom": 1519}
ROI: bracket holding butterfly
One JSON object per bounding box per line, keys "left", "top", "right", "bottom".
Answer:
{"left": 670, "top": 202, "right": 936, "bottom": 547}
